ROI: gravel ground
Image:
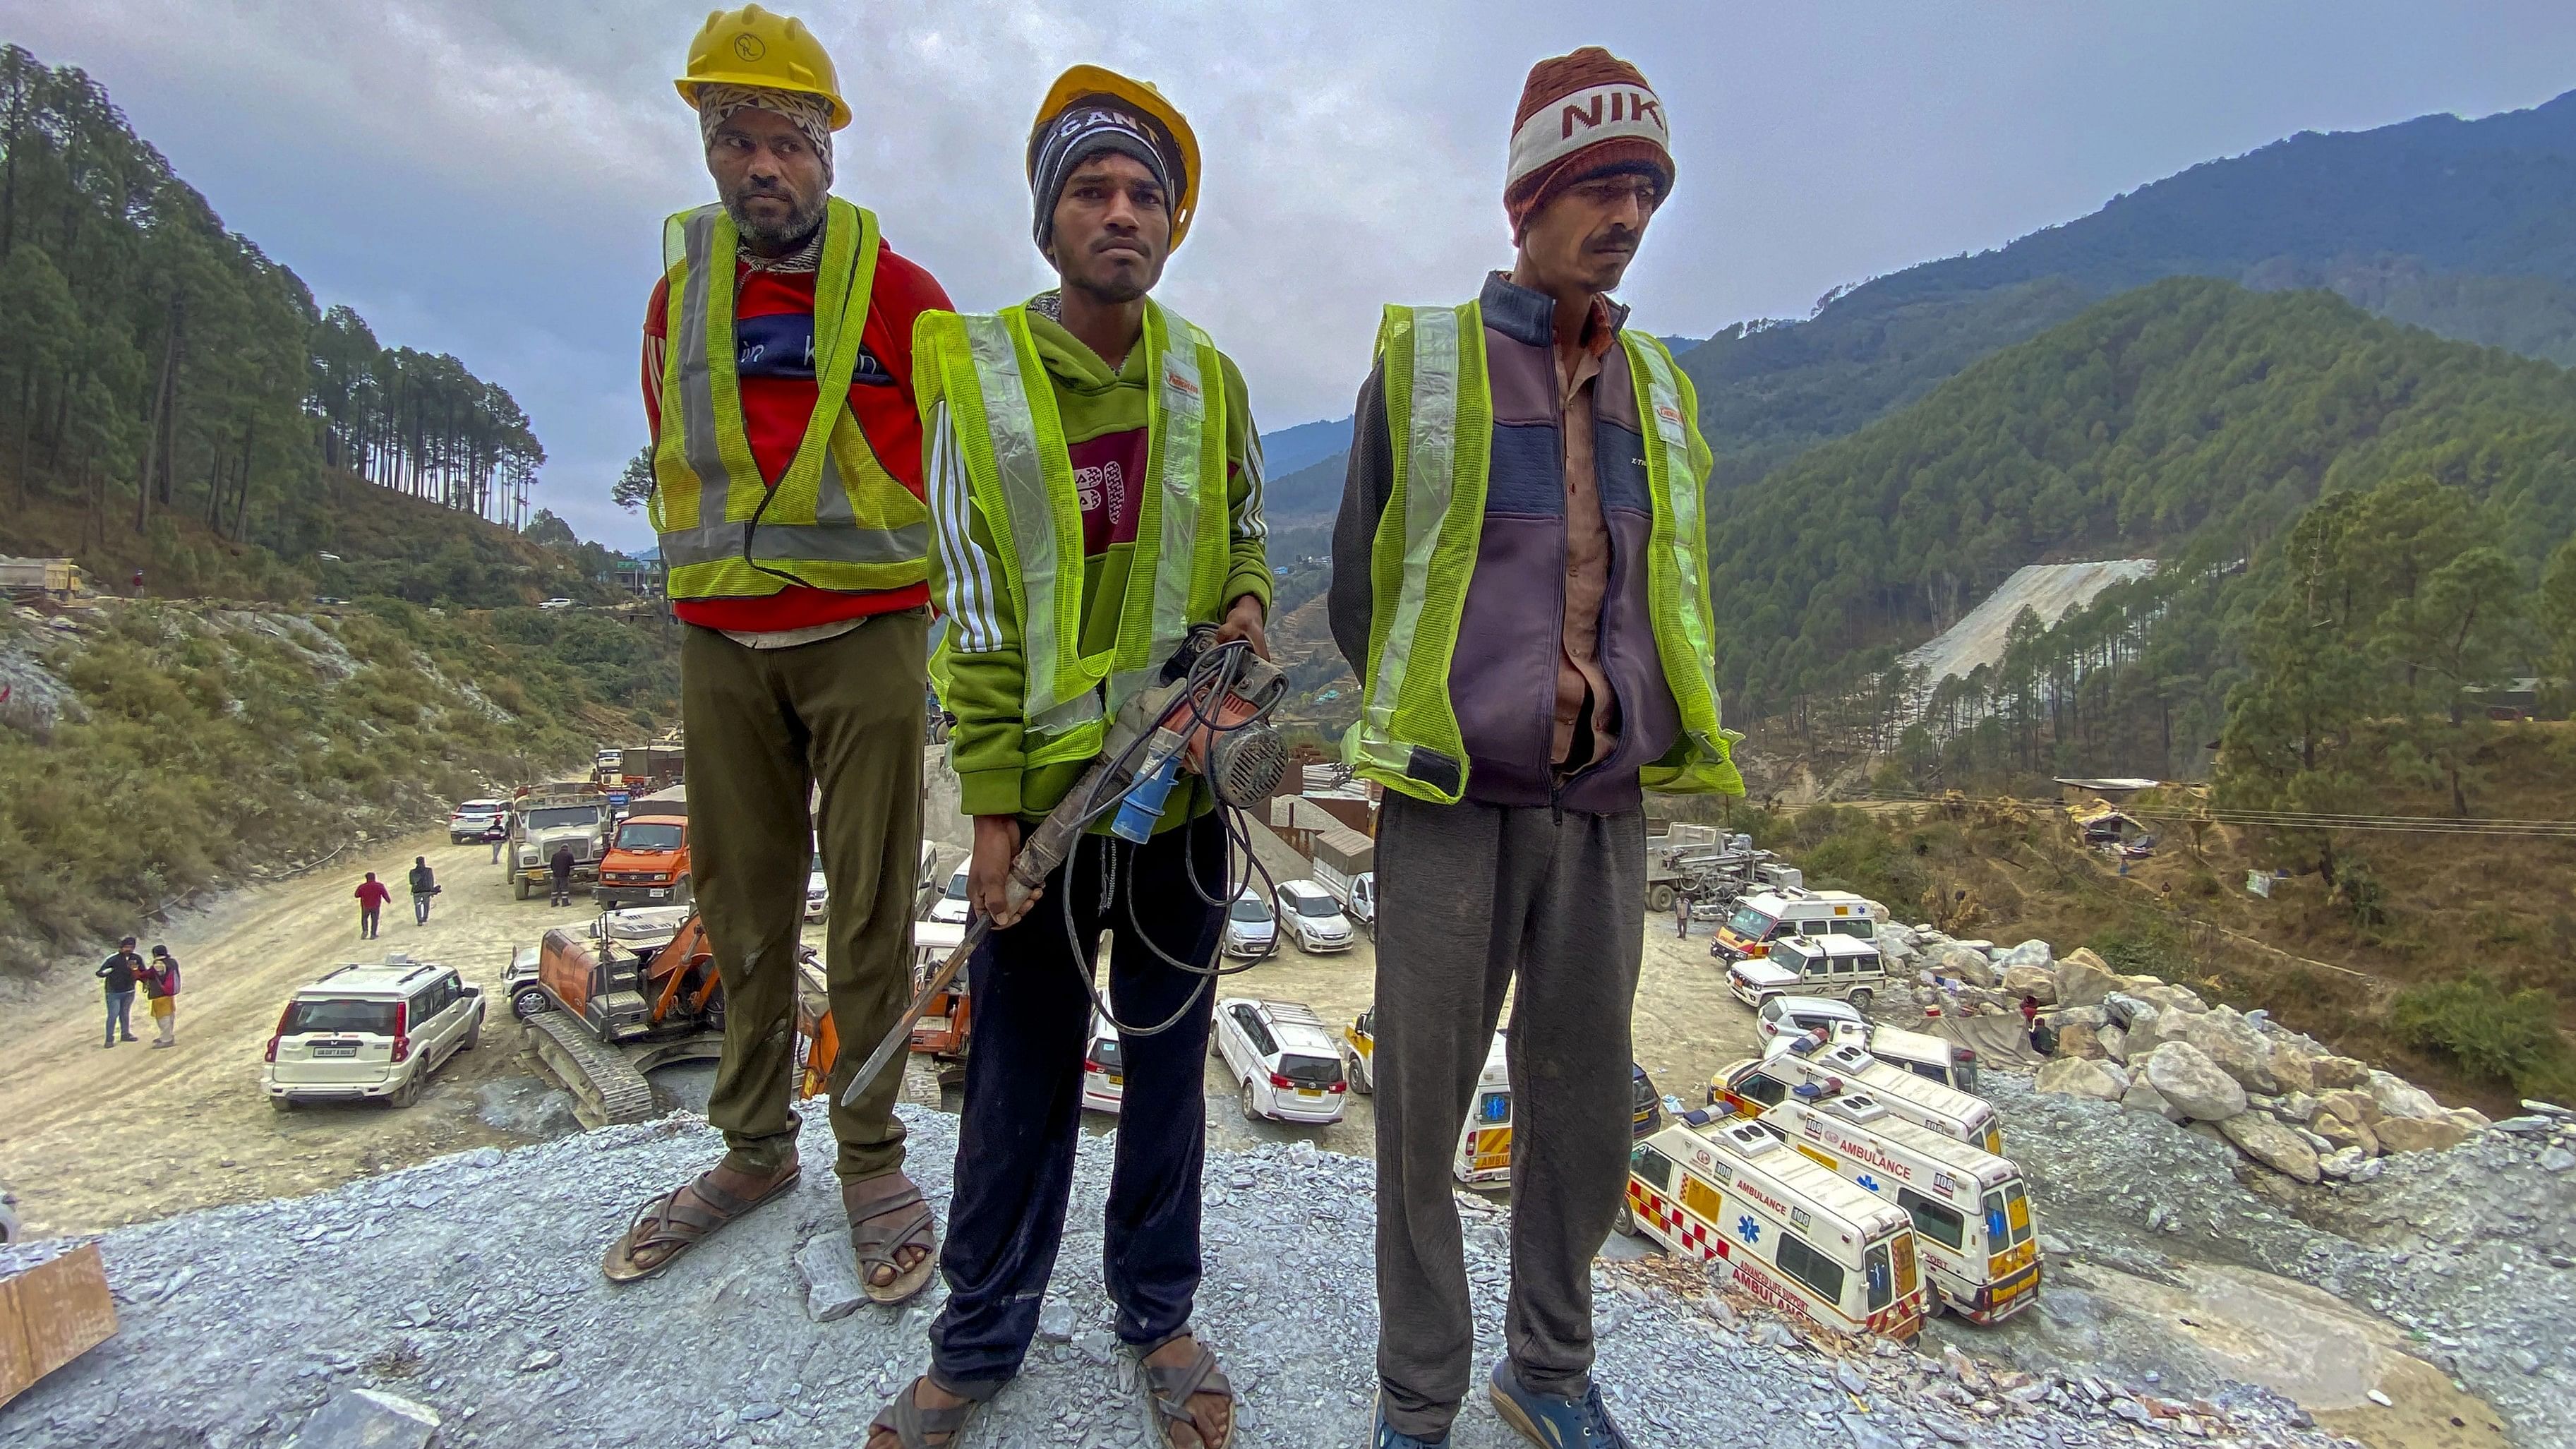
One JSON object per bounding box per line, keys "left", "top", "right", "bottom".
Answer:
{"left": 1975, "top": 1076, "right": 2572, "bottom": 1449}
{"left": 0, "top": 1102, "right": 2349, "bottom": 1449}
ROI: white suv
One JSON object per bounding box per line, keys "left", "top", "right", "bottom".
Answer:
{"left": 448, "top": 798, "right": 506, "bottom": 843}
{"left": 1755, "top": 994, "right": 1870, "bottom": 1047}
{"left": 1213, "top": 997, "right": 1348, "bottom": 1124}
{"left": 263, "top": 956, "right": 484, "bottom": 1110}
{"left": 1270, "top": 880, "right": 1354, "bottom": 954}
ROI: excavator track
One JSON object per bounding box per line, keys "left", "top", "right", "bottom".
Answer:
{"left": 524, "top": 1009, "right": 658, "bottom": 1128}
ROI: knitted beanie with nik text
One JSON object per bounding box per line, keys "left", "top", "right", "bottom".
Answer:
{"left": 1503, "top": 47, "right": 1674, "bottom": 242}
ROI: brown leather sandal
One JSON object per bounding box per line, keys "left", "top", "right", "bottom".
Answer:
{"left": 1135, "top": 1331, "right": 1236, "bottom": 1449}
{"left": 867, "top": 1375, "right": 977, "bottom": 1449}
{"left": 845, "top": 1177, "right": 939, "bottom": 1304}
{"left": 600, "top": 1167, "right": 800, "bottom": 1283}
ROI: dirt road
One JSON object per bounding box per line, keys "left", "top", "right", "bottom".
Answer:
{"left": 0, "top": 834, "right": 593, "bottom": 1237}
{"left": 2, "top": 819, "right": 1763, "bottom": 1237}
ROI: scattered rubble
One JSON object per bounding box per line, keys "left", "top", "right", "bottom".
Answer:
{"left": 3, "top": 1104, "right": 2352, "bottom": 1449}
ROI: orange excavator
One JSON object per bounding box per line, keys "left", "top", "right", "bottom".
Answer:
{"left": 505, "top": 905, "right": 965, "bottom": 1125}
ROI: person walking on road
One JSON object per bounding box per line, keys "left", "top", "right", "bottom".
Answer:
{"left": 486, "top": 817, "right": 510, "bottom": 865}
{"left": 354, "top": 873, "right": 390, "bottom": 940}
{"left": 409, "top": 855, "right": 439, "bottom": 925}
{"left": 97, "top": 936, "right": 144, "bottom": 1047}
{"left": 143, "top": 944, "right": 181, "bottom": 1047}
{"left": 1329, "top": 47, "right": 1739, "bottom": 1449}
{"left": 548, "top": 843, "right": 576, "bottom": 906}
{"left": 872, "top": 66, "right": 1270, "bottom": 1449}
{"left": 601, "top": 6, "right": 958, "bottom": 1321}
{"left": 1673, "top": 884, "right": 1691, "bottom": 938}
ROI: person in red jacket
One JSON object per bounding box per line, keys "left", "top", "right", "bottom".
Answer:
{"left": 603, "top": 6, "right": 951, "bottom": 1309}
{"left": 354, "top": 872, "right": 390, "bottom": 940}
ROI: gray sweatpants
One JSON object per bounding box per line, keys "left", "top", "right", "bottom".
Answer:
{"left": 1372, "top": 794, "right": 1645, "bottom": 1438}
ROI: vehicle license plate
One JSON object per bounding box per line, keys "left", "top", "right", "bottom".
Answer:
{"left": 313, "top": 1043, "right": 357, "bottom": 1059}
{"left": 1107, "top": 1074, "right": 1124, "bottom": 1087}
{"left": 1297, "top": 1088, "right": 1323, "bottom": 1099}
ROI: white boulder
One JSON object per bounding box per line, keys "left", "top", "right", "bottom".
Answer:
{"left": 2142, "top": 1041, "right": 2248, "bottom": 1122}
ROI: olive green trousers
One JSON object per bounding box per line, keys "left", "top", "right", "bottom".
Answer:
{"left": 682, "top": 611, "right": 925, "bottom": 1182}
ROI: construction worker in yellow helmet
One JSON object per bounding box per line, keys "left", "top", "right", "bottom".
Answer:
{"left": 864, "top": 65, "right": 1265, "bottom": 1449}
{"left": 602, "top": 5, "right": 958, "bottom": 1316}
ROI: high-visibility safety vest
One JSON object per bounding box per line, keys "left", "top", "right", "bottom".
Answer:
{"left": 1343, "top": 301, "right": 1742, "bottom": 802}
{"left": 913, "top": 299, "right": 1230, "bottom": 766}
{"left": 649, "top": 196, "right": 930, "bottom": 600}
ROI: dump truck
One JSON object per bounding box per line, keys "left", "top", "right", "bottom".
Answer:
{"left": 0, "top": 557, "right": 87, "bottom": 602}
{"left": 503, "top": 783, "right": 610, "bottom": 900}
{"left": 618, "top": 745, "right": 685, "bottom": 791}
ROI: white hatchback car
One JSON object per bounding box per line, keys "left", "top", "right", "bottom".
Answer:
{"left": 263, "top": 956, "right": 484, "bottom": 1110}
{"left": 1081, "top": 1010, "right": 1125, "bottom": 1115}
{"left": 1270, "top": 880, "right": 1354, "bottom": 954}
{"left": 1220, "top": 887, "right": 1276, "bottom": 958}
{"left": 1213, "top": 997, "right": 1349, "bottom": 1124}
{"left": 927, "top": 864, "right": 973, "bottom": 925}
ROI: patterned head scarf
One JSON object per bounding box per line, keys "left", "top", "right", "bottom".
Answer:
{"left": 696, "top": 82, "right": 836, "bottom": 184}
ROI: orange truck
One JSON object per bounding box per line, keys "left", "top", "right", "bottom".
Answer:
{"left": 594, "top": 812, "right": 691, "bottom": 910}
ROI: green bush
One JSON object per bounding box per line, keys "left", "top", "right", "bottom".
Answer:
{"left": 2390, "top": 972, "right": 2576, "bottom": 1100}
{"left": 2090, "top": 910, "right": 2192, "bottom": 980}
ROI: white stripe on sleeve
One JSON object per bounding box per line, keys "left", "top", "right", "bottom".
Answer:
{"left": 927, "top": 402, "right": 1004, "bottom": 653}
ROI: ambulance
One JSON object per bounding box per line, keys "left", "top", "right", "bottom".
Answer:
{"left": 1709, "top": 1038, "right": 2004, "bottom": 1156}
{"left": 1709, "top": 889, "right": 1878, "bottom": 962}
{"left": 1622, "top": 1114, "right": 1927, "bottom": 1340}
{"left": 1759, "top": 1089, "right": 2040, "bottom": 1323}
{"left": 1452, "top": 1033, "right": 1513, "bottom": 1184}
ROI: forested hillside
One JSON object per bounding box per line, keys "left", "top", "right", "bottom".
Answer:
{"left": 1679, "top": 88, "right": 2576, "bottom": 488}
{"left": 1711, "top": 278, "right": 2576, "bottom": 785}
{"left": 0, "top": 46, "right": 548, "bottom": 577}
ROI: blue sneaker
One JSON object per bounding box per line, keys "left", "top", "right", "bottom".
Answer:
{"left": 1488, "top": 1359, "right": 1634, "bottom": 1449}
{"left": 1374, "top": 1394, "right": 1451, "bottom": 1448}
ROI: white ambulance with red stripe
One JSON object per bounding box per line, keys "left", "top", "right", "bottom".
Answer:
{"left": 1710, "top": 1038, "right": 2004, "bottom": 1156}
{"left": 1620, "top": 1113, "right": 1927, "bottom": 1340}
{"left": 1759, "top": 1088, "right": 2042, "bottom": 1323}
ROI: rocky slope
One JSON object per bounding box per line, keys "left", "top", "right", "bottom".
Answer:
{"left": 4, "top": 1105, "right": 2346, "bottom": 1449}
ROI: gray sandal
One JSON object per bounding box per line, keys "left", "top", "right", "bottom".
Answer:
{"left": 868, "top": 1376, "right": 977, "bottom": 1449}
{"left": 1134, "top": 1331, "right": 1237, "bottom": 1449}
{"left": 846, "top": 1177, "right": 939, "bottom": 1305}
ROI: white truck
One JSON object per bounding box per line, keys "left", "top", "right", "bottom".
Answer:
{"left": 1309, "top": 824, "right": 1376, "bottom": 932}
{"left": 505, "top": 786, "right": 610, "bottom": 900}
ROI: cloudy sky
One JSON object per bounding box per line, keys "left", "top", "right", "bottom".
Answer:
{"left": 20, "top": 1, "right": 2576, "bottom": 547}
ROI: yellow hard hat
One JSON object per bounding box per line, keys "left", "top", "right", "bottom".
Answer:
{"left": 1028, "top": 65, "right": 1202, "bottom": 248}
{"left": 676, "top": 4, "right": 850, "bottom": 131}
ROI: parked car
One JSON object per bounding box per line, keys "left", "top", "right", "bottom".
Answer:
{"left": 1213, "top": 997, "right": 1348, "bottom": 1124}
{"left": 1754, "top": 993, "right": 1870, "bottom": 1047}
{"left": 805, "top": 847, "right": 829, "bottom": 922}
{"left": 1220, "top": 886, "right": 1276, "bottom": 958}
{"left": 1270, "top": 879, "right": 1354, "bottom": 954}
{"left": 262, "top": 956, "right": 484, "bottom": 1110}
{"left": 1081, "top": 1010, "right": 1125, "bottom": 1115}
{"left": 537, "top": 597, "right": 574, "bottom": 611}
{"left": 447, "top": 798, "right": 507, "bottom": 844}
{"left": 1631, "top": 1063, "right": 1666, "bottom": 1138}
{"left": 927, "top": 864, "right": 973, "bottom": 925}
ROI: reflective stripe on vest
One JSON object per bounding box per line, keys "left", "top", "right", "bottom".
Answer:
{"left": 1622, "top": 332, "right": 1742, "bottom": 796}
{"left": 1342, "top": 301, "right": 1740, "bottom": 802}
{"left": 649, "top": 197, "right": 930, "bottom": 600}
{"left": 927, "top": 299, "right": 1228, "bottom": 765}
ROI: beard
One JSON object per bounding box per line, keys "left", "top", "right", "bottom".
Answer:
{"left": 725, "top": 184, "right": 828, "bottom": 253}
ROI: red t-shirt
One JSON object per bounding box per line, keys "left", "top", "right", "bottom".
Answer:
{"left": 643, "top": 238, "right": 953, "bottom": 632}
{"left": 355, "top": 881, "right": 391, "bottom": 909}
